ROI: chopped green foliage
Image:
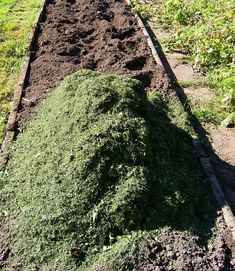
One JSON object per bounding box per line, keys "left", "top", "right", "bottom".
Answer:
{"left": 1, "top": 70, "right": 214, "bottom": 270}
{"left": 133, "top": 0, "right": 235, "bottom": 125}
{"left": 0, "top": 0, "right": 43, "bottom": 144}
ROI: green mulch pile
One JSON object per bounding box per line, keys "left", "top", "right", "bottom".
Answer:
{"left": 0, "top": 70, "right": 214, "bottom": 270}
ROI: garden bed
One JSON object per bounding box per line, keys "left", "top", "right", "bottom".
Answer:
{"left": 0, "top": 0, "right": 234, "bottom": 270}
{"left": 16, "top": 0, "right": 169, "bottom": 129}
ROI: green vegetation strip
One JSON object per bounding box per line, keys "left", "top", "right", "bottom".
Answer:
{"left": 133, "top": 0, "right": 235, "bottom": 126}
{"left": 0, "top": 0, "right": 43, "bottom": 144}
{"left": 1, "top": 70, "right": 214, "bottom": 270}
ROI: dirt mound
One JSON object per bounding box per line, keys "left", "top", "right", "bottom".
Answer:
{"left": 18, "top": 0, "right": 169, "bottom": 128}
{"left": 1, "top": 70, "right": 232, "bottom": 270}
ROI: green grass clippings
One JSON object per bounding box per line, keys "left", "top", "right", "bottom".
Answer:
{"left": 1, "top": 70, "right": 215, "bottom": 271}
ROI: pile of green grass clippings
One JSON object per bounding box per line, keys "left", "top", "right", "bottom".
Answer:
{"left": 0, "top": 70, "right": 214, "bottom": 270}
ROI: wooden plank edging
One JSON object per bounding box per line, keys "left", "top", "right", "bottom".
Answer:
{"left": 0, "top": 0, "right": 49, "bottom": 169}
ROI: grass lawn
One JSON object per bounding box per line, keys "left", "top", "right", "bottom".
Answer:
{"left": 133, "top": 0, "right": 235, "bottom": 126}
{"left": 0, "top": 0, "right": 43, "bottom": 145}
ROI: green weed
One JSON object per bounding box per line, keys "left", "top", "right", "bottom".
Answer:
{"left": 178, "top": 79, "right": 198, "bottom": 89}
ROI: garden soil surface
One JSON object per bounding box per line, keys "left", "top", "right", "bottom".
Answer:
{"left": 17, "top": 0, "right": 169, "bottom": 129}
{"left": 1, "top": 0, "right": 235, "bottom": 270}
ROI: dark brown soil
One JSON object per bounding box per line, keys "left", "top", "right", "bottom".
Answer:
{"left": 17, "top": 0, "right": 169, "bottom": 128}
{"left": 94, "top": 218, "right": 234, "bottom": 271}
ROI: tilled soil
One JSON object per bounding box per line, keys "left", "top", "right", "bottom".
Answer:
{"left": 94, "top": 218, "right": 234, "bottom": 271}
{"left": 17, "top": 0, "right": 169, "bottom": 128}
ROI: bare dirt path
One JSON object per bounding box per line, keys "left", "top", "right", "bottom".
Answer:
{"left": 207, "top": 126, "right": 235, "bottom": 213}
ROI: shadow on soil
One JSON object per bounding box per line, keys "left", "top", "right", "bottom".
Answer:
{"left": 141, "top": 16, "right": 235, "bottom": 252}
{"left": 143, "top": 17, "right": 235, "bottom": 212}
{"left": 137, "top": 97, "right": 218, "bottom": 244}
